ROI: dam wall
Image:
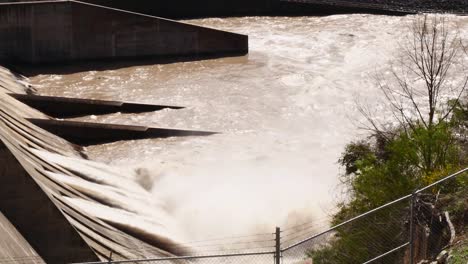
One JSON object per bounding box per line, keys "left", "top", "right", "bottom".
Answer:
{"left": 0, "top": 211, "right": 45, "bottom": 264}
{"left": 0, "top": 144, "right": 98, "bottom": 264}
{"left": 0, "top": 65, "right": 188, "bottom": 263}
{"left": 0, "top": 1, "right": 248, "bottom": 64}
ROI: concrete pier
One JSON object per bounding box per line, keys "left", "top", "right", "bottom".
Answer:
{"left": 28, "top": 118, "right": 218, "bottom": 145}
{"left": 0, "top": 0, "right": 248, "bottom": 64}
{"left": 11, "top": 93, "right": 185, "bottom": 118}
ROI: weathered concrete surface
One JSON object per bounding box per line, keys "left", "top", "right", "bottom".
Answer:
{"left": 0, "top": 66, "right": 191, "bottom": 262}
{"left": 0, "top": 1, "right": 248, "bottom": 64}
{"left": 0, "top": 68, "right": 97, "bottom": 263}
{"left": 11, "top": 93, "right": 184, "bottom": 118}
{"left": 0, "top": 211, "right": 45, "bottom": 264}
{"left": 28, "top": 118, "right": 218, "bottom": 145}
{"left": 0, "top": 144, "right": 98, "bottom": 264}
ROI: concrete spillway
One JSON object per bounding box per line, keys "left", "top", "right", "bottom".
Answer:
{"left": 0, "top": 212, "right": 45, "bottom": 264}
{"left": 0, "top": 0, "right": 248, "bottom": 64}
{"left": 0, "top": 1, "right": 239, "bottom": 259}
{"left": 0, "top": 65, "right": 198, "bottom": 263}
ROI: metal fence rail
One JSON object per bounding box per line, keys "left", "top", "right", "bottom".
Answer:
{"left": 39, "top": 168, "right": 467, "bottom": 264}
{"left": 282, "top": 168, "right": 467, "bottom": 264}
{"left": 77, "top": 252, "right": 276, "bottom": 264}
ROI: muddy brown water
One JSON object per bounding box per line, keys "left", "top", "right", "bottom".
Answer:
{"left": 27, "top": 14, "right": 468, "bottom": 241}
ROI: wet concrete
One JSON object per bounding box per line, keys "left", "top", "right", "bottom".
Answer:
{"left": 11, "top": 93, "right": 184, "bottom": 118}
{"left": 0, "top": 211, "right": 45, "bottom": 264}
{"left": 29, "top": 118, "right": 217, "bottom": 145}
{"left": 0, "top": 65, "right": 189, "bottom": 262}
{"left": 0, "top": 145, "right": 98, "bottom": 264}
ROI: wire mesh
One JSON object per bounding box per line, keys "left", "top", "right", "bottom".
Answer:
{"left": 281, "top": 197, "right": 411, "bottom": 264}
{"left": 27, "top": 168, "right": 468, "bottom": 264}
{"left": 411, "top": 171, "right": 467, "bottom": 263}
{"left": 81, "top": 253, "right": 276, "bottom": 264}
{"left": 280, "top": 169, "right": 467, "bottom": 264}
{"left": 82, "top": 232, "right": 277, "bottom": 264}
{"left": 124, "top": 233, "right": 277, "bottom": 257}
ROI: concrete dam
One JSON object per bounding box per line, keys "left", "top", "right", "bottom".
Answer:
{"left": 0, "top": 1, "right": 247, "bottom": 263}
{"left": 1, "top": 1, "right": 466, "bottom": 264}
{"left": 0, "top": 65, "right": 213, "bottom": 263}
{"left": 0, "top": 0, "right": 248, "bottom": 64}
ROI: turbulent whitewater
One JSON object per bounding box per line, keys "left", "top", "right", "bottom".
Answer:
{"left": 28, "top": 14, "right": 468, "bottom": 247}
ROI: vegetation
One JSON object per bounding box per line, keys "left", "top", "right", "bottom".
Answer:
{"left": 308, "top": 15, "right": 467, "bottom": 263}
{"left": 449, "top": 239, "right": 468, "bottom": 264}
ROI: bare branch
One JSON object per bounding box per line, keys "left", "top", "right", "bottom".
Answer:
{"left": 444, "top": 211, "right": 456, "bottom": 246}
{"left": 440, "top": 76, "right": 468, "bottom": 122}
{"left": 360, "top": 14, "right": 467, "bottom": 171}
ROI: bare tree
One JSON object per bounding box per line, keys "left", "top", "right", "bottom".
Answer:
{"left": 361, "top": 15, "right": 467, "bottom": 172}
{"left": 384, "top": 15, "right": 466, "bottom": 127}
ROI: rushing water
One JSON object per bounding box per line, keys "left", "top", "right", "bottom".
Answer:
{"left": 29, "top": 14, "right": 468, "bottom": 243}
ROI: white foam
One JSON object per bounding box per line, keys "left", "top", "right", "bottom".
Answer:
{"left": 29, "top": 14, "right": 468, "bottom": 245}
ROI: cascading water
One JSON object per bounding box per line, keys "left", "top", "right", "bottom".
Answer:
{"left": 28, "top": 14, "right": 468, "bottom": 249}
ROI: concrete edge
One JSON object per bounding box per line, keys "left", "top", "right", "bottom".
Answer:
{"left": 0, "top": 0, "right": 249, "bottom": 37}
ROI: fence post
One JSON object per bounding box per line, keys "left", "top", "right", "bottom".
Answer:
{"left": 409, "top": 192, "right": 415, "bottom": 264}
{"left": 275, "top": 227, "right": 281, "bottom": 264}
{"left": 108, "top": 251, "right": 113, "bottom": 264}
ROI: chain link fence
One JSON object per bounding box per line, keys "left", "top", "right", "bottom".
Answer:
{"left": 281, "top": 197, "right": 411, "bottom": 264}
{"left": 410, "top": 169, "right": 468, "bottom": 263}
{"left": 280, "top": 169, "right": 466, "bottom": 264}
{"left": 83, "top": 252, "right": 276, "bottom": 264}
{"left": 4, "top": 169, "right": 464, "bottom": 264}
